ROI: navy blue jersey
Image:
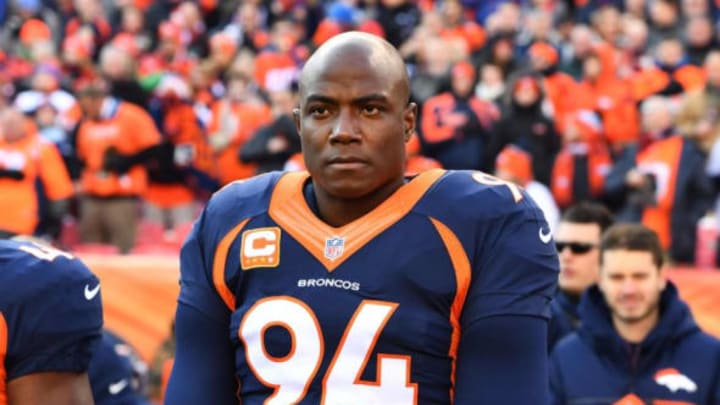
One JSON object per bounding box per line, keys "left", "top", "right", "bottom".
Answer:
{"left": 176, "top": 169, "right": 559, "bottom": 404}
{"left": 0, "top": 239, "right": 103, "bottom": 404}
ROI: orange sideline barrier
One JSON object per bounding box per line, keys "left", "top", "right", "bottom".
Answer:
{"left": 78, "top": 254, "right": 180, "bottom": 362}
{"left": 76, "top": 254, "right": 720, "bottom": 363}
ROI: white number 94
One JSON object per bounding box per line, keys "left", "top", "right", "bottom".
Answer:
{"left": 239, "top": 297, "right": 418, "bottom": 405}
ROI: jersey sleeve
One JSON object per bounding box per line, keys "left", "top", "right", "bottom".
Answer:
{"left": 168, "top": 208, "right": 240, "bottom": 404}
{"left": 461, "top": 186, "right": 559, "bottom": 327}
{"left": 177, "top": 208, "right": 232, "bottom": 323}
{"left": 5, "top": 249, "right": 103, "bottom": 380}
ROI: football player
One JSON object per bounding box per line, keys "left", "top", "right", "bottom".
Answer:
{"left": 0, "top": 238, "right": 103, "bottom": 404}
{"left": 166, "top": 32, "right": 559, "bottom": 404}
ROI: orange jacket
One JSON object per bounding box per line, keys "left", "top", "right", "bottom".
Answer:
{"left": 440, "top": 22, "right": 486, "bottom": 54}
{"left": 253, "top": 51, "right": 300, "bottom": 92}
{"left": 145, "top": 102, "right": 210, "bottom": 208}
{"left": 0, "top": 134, "right": 73, "bottom": 235}
{"left": 630, "top": 65, "right": 706, "bottom": 101}
{"left": 574, "top": 78, "right": 640, "bottom": 148}
{"left": 542, "top": 72, "right": 578, "bottom": 133}
{"left": 551, "top": 142, "right": 612, "bottom": 209}
{"left": 207, "top": 100, "right": 272, "bottom": 185}
{"left": 76, "top": 99, "right": 162, "bottom": 197}
{"left": 637, "top": 136, "right": 684, "bottom": 249}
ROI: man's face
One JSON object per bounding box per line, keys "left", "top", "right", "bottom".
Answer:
{"left": 705, "top": 54, "right": 720, "bottom": 87}
{"left": 599, "top": 249, "right": 665, "bottom": 324}
{"left": 555, "top": 222, "right": 602, "bottom": 296}
{"left": 77, "top": 92, "right": 104, "bottom": 120}
{"left": 295, "top": 50, "right": 415, "bottom": 200}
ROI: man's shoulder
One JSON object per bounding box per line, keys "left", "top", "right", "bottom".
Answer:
{"left": 0, "top": 239, "right": 96, "bottom": 288}
{"left": 419, "top": 170, "right": 543, "bottom": 223}
{"left": 205, "top": 172, "right": 286, "bottom": 222}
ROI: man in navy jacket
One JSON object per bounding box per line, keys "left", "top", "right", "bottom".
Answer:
{"left": 549, "top": 202, "right": 614, "bottom": 351}
{"left": 550, "top": 223, "right": 720, "bottom": 405}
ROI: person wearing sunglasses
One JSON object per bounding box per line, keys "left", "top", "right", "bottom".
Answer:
{"left": 550, "top": 224, "right": 720, "bottom": 405}
{"left": 549, "top": 202, "right": 614, "bottom": 351}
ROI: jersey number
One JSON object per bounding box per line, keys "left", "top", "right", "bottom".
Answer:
{"left": 239, "top": 297, "right": 418, "bottom": 404}
{"left": 472, "top": 172, "right": 524, "bottom": 203}
{"left": 19, "top": 242, "right": 74, "bottom": 261}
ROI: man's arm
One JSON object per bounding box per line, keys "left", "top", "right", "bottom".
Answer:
{"left": 454, "top": 316, "right": 548, "bottom": 404}
{"left": 164, "top": 211, "right": 238, "bottom": 404}
{"left": 8, "top": 372, "right": 93, "bottom": 405}
{"left": 164, "top": 303, "right": 238, "bottom": 405}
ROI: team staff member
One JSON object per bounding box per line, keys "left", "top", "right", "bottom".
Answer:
{"left": 0, "top": 107, "right": 73, "bottom": 239}
{"left": 549, "top": 202, "right": 614, "bottom": 351}
{"left": 74, "top": 77, "right": 162, "bottom": 253}
{"left": 0, "top": 238, "right": 103, "bottom": 405}
{"left": 550, "top": 224, "right": 720, "bottom": 404}
{"left": 166, "top": 32, "right": 559, "bottom": 404}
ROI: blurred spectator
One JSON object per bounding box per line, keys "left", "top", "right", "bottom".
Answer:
{"left": 65, "top": 0, "right": 113, "bottom": 55}
{"left": 112, "top": 5, "right": 153, "bottom": 54}
{"left": 221, "top": 2, "right": 270, "bottom": 54}
{"left": 590, "top": 5, "right": 622, "bottom": 45}
{"left": 549, "top": 202, "right": 614, "bottom": 351}
{"left": 407, "top": 37, "right": 452, "bottom": 106}
{"left": 551, "top": 110, "right": 612, "bottom": 209}
{"left": 74, "top": 76, "right": 162, "bottom": 253}
{"left": 528, "top": 41, "right": 578, "bottom": 133}
{"left": 99, "top": 44, "right": 150, "bottom": 108}
{"left": 604, "top": 96, "right": 714, "bottom": 264}
{"left": 0, "top": 107, "right": 73, "bottom": 240}
{"left": 684, "top": 16, "right": 716, "bottom": 66}
{"left": 206, "top": 73, "right": 271, "bottom": 185}
{"left": 144, "top": 74, "right": 210, "bottom": 232}
{"left": 575, "top": 51, "right": 640, "bottom": 152}
{"left": 550, "top": 224, "right": 720, "bottom": 405}
{"left": 253, "top": 19, "right": 307, "bottom": 92}
{"left": 474, "top": 32, "right": 518, "bottom": 78}
{"left": 436, "top": 0, "right": 486, "bottom": 56}
{"left": 474, "top": 63, "right": 505, "bottom": 106}
{"left": 420, "top": 60, "right": 499, "bottom": 170}
{"left": 0, "top": 0, "right": 62, "bottom": 54}
{"left": 373, "top": 0, "right": 422, "bottom": 48}
{"left": 495, "top": 144, "right": 559, "bottom": 232}
{"left": 485, "top": 75, "right": 559, "bottom": 185}
{"left": 404, "top": 132, "right": 442, "bottom": 174}
{"left": 647, "top": 0, "right": 682, "bottom": 48}
{"left": 239, "top": 83, "right": 300, "bottom": 174}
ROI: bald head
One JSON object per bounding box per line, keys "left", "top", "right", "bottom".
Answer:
{"left": 299, "top": 32, "right": 410, "bottom": 104}
{"left": 0, "top": 108, "right": 28, "bottom": 142}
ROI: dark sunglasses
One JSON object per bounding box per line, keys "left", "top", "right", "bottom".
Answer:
{"left": 555, "top": 241, "right": 597, "bottom": 254}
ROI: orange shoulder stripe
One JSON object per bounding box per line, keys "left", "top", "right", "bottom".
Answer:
{"left": 429, "top": 218, "right": 471, "bottom": 401}
{"left": 212, "top": 218, "right": 251, "bottom": 310}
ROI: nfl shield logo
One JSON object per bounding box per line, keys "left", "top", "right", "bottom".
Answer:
{"left": 324, "top": 237, "right": 345, "bottom": 261}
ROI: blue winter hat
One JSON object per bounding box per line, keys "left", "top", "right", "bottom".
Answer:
{"left": 326, "top": 2, "right": 357, "bottom": 25}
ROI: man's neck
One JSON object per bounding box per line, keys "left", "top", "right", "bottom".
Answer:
{"left": 613, "top": 311, "right": 659, "bottom": 343}
{"left": 311, "top": 177, "right": 405, "bottom": 227}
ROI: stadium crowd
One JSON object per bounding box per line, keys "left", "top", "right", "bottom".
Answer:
{"left": 1, "top": 0, "right": 720, "bottom": 403}
{"left": 0, "top": 0, "right": 719, "bottom": 264}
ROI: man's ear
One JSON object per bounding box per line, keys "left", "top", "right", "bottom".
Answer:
{"left": 403, "top": 102, "right": 417, "bottom": 142}
{"left": 293, "top": 108, "right": 301, "bottom": 136}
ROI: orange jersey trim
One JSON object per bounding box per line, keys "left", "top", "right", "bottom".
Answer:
{"left": 0, "top": 313, "right": 7, "bottom": 405}
{"left": 213, "top": 218, "right": 251, "bottom": 310}
{"left": 269, "top": 170, "right": 445, "bottom": 272}
{"left": 429, "top": 218, "right": 471, "bottom": 401}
